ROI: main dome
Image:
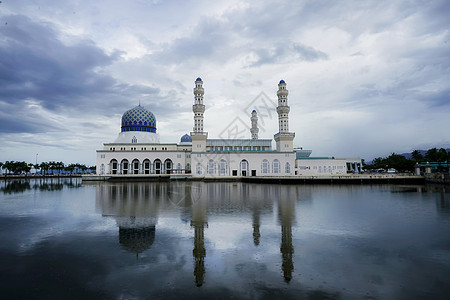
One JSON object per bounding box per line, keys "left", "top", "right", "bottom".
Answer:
{"left": 121, "top": 105, "right": 156, "bottom": 133}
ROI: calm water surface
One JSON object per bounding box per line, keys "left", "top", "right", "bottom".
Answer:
{"left": 0, "top": 179, "right": 449, "bottom": 299}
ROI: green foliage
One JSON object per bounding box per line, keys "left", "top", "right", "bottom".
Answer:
{"left": 365, "top": 153, "right": 415, "bottom": 172}
{"left": 365, "top": 147, "right": 449, "bottom": 172}
{"left": 1, "top": 160, "right": 95, "bottom": 175}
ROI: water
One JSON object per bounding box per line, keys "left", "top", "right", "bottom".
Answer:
{"left": 0, "top": 179, "right": 449, "bottom": 299}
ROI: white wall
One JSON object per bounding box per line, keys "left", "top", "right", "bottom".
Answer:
{"left": 191, "top": 152, "right": 295, "bottom": 177}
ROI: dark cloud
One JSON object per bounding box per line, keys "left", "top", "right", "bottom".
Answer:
{"left": 249, "top": 42, "right": 327, "bottom": 67}
{"left": 0, "top": 15, "right": 117, "bottom": 108}
{"left": 0, "top": 15, "right": 186, "bottom": 135}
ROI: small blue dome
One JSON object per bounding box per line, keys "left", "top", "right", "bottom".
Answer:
{"left": 121, "top": 105, "right": 157, "bottom": 133}
{"left": 181, "top": 134, "right": 192, "bottom": 143}
{"left": 196, "top": 77, "right": 202, "bottom": 81}
{"left": 252, "top": 109, "right": 256, "bottom": 113}
{"left": 279, "top": 79, "right": 286, "bottom": 84}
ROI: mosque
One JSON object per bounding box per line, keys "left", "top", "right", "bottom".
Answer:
{"left": 95, "top": 78, "right": 362, "bottom": 177}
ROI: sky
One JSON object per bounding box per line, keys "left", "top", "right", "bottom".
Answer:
{"left": 0, "top": 0, "right": 449, "bottom": 165}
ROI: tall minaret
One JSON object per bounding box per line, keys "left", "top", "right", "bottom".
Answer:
{"left": 274, "top": 80, "right": 295, "bottom": 152}
{"left": 193, "top": 77, "right": 205, "bottom": 133}
{"left": 250, "top": 110, "right": 259, "bottom": 140}
{"left": 191, "top": 77, "right": 208, "bottom": 153}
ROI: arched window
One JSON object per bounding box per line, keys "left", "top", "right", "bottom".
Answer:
{"left": 132, "top": 136, "right": 137, "bottom": 143}
{"left": 207, "top": 160, "right": 216, "bottom": 175}
{"left": 219, "top": 159, "right": 227, "bottom": 175}
{"left": 261, "top": 159, "right": 269, "bottom": 174}
{"left": 196, "top": 162, "right": 202, "bottom": 175}
{"left": 273, "top": 159, "right": 280, "bottom": 173}
{"left": 285, "top": 162, "right": 290, "bottom": 174}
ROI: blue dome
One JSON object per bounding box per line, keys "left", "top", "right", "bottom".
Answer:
{"left": 279, "top": 79, "right": 286, "bottom": 84}
{"left": 181, "top": 134, "right": 192, "bottom": 143}
{"left": 252, "top": 109, "right": 256, "bottom": 113}
{"left": 121, "top": 105, "right": 157, "bottom": 133}
{"left": 196, "top": 77, "right": 202, "bottom": 81}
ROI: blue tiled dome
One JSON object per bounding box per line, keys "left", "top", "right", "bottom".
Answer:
{"left": 181, "top": 134, "right": 192, "bottom": 143}
{"left": 121, "top": 105, "right": 157, "bottom": 133}
{"left": 279, "top": 79, "right": 286, "bottom": 84}
{"left": 196, "top": 77, "right": 202, "bottom": 81}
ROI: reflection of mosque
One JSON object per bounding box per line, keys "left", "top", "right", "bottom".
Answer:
{"left": 96, "top": 183, "right": 162, "bottom": 256}
{"left": 95, "top": 182, "right": 305, "bottom": 284}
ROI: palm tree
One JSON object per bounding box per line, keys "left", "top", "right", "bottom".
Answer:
{"left": 40, "top": 162, "right": 50, "bottom": 176}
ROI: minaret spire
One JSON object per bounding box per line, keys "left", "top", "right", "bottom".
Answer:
{"left": 250, "top": 110, "right": 259, "bottom": 140}
{"left": 193, "top": 77, "right": 205, "bottom": 133}
{"left": 190, "top": 77, "right": 208, "bottom": 153}
{"left": 274, "top": 80, "right": 295, "bottom": 152}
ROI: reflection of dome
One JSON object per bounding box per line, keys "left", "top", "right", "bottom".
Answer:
{"left": 119, "top": 226, "right": 155, "bottom": 254}
{"left": 121, "top": 105, "right": 157, "bottom": 133}
{"left": 181, "top": 134, "right": 192, "bottom": 143}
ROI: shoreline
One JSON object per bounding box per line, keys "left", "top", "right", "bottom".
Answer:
{"left": 80, "top": 173, "right": 427, "bottom": 184}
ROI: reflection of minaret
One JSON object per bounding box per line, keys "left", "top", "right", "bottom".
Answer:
{"left": 252, "top": 208, "right": 261, "bottom": 246}
{"left": 190, "top": 183, "right": 208, "bottom": 287}
{"left": 192, "top": 220, "right": 207, "bottom": 286}
{"left": 278, "top": 194, "right": 296, "bottom": 282}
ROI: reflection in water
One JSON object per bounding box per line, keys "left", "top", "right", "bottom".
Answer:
{"left": 96, "top": 183, "right": 160, "bottom": 257}
{"left": 1, "top": 178, "right": 82, "bottom": 194}
{"left": 95, "top": 182, "right": 305, "bottom": 285}
{"left": 190, "top": 186, "right": 207, "bottom": 287}
{"left": 278, "top": 188, "right": 296, "bottom": 282}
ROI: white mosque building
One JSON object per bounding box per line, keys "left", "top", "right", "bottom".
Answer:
{"left": 95, "top": 78, "right": 362, "bottom": 178}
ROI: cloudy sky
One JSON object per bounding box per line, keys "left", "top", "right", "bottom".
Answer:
{"left": 0, "top": 0, "right": 449, "bottom": 165}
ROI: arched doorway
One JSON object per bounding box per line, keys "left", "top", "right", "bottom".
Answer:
{"left": 154, "top": 159, "right": 162, "bottom": 174}
{"left": 121, "top": 159, "right": 129, "bottom": 175}
{"left": 132, "top": 159, "right": 140, "bottom": 174}
{"left": 143, "top": 159, "right": 150, "bottom": 174}
{"left": 110, "top": 159, "right": 118, "bottom": 174}
{"left": 240, "top": 159, "right": 249, "bottom": 176}
{"left": 164, "top": 159, "right": 173, "bottom": 174}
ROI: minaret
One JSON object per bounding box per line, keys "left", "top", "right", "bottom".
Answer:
{"left": 250, "top": 110, "right": 259, "bottom": 140}
{"left": 191, "top": 77, "right": 208, "bottom": 153}
{"left": 193, "top": 77, "right": 205, "bottom": 133}
{"left": 274, "top": 80, "right": 295, "bottom": 152}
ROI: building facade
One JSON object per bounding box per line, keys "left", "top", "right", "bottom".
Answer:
{"left": 96, "top": 78, "right": 361, "bottom": 177}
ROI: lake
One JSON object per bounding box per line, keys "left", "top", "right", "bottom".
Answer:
{"left": 0, "top": 179, "right": 449, "bottom": 299}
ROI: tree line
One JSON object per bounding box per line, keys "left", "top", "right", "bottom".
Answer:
{"left": 0, "top": 161, "right": 95, "bottom": 175}
{"left": 364, "top": 147, "right": 449, "bottom": 172}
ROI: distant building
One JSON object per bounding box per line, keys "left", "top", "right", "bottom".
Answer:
{"left": 96, "top": 78, "right": 362, "bottom": 177}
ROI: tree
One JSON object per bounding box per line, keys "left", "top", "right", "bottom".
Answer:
{"left": 425, "top": 148, "right": 438, "bottom": 162}
{"left": 438, "top": 148, "right": 448, "bottom": 162}
{"left": 40, "top": 162, "right": 50, "bottom": 175}
{"left": 411, "top": 150, "right": 423, "bottom": 162}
